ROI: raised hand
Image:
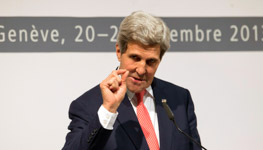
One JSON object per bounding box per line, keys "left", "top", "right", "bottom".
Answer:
{"left": 100, "top": 69, "right": 129, "bottom": 113}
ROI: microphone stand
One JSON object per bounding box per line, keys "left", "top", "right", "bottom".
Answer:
{"left": 162, "top": 99, "right": 207, "bottom": 150}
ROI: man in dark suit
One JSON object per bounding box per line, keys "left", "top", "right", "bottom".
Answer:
{"left": 62, "top": 11, "right": 201, "bottom": 150}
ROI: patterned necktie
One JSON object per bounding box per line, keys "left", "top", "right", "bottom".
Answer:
{"left": 136, "top": 90, "right": 160, "bottom": 150}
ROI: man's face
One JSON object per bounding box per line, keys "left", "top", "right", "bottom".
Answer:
{"left": 116, "top": 41, "right": 161, "bottom": 93}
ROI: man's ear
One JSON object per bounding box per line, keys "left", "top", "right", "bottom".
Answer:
{"left": 116, "top": 44, "right": 121, "bottom": 62}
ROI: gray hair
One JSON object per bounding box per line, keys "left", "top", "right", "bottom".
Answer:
{"left": 117, "top": 11, "right": 170, "bottom": 59}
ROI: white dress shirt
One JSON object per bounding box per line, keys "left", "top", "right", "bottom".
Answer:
{"left": 97, "top": 86, "right": 160, "bottom": 145}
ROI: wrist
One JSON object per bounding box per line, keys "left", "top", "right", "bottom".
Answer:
{"left": 102, "top": 103, "right": 118, "bottom": 113}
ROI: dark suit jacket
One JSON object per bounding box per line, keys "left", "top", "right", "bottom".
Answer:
{"left": 62, "top": 77, "right": 201, "bottom": 150}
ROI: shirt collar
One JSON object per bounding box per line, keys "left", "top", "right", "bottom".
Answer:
{"left": 127, "top": 86, "right": 154, "bottom": 101}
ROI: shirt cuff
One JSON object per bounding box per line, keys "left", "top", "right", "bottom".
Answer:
{"left": 97, "top": 105, "right": 118, "bottom": 130}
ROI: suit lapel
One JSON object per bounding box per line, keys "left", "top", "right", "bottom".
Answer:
{"left": 152, "top": 78, "right": 173, "bottom": 150}
{"left": 116, "top": 78, "right": 173, "bottom": 150}
{"left": 117, "top": 94, "right": 149, "bottom": 150}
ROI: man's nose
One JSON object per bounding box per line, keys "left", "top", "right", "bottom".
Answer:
{"left": 136, "top": 61, "right": 146, "bottom": 76}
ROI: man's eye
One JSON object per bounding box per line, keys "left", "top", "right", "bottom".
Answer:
{"left": 147, "top": 59, "right": 157, "bottom": 65}
{"left": 130, "top": 55, "right": 140, "bottom": 61}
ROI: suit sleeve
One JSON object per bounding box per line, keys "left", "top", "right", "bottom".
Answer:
{"left": 186, "top": 89, "right": 202, "bottom": 150}
{"left": 62, "top": 100, "right": 112, "bottom": 150}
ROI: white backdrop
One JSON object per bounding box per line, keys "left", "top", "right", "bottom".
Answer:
{"left": 1, "top": 0, "right": 263, "bottom": 150}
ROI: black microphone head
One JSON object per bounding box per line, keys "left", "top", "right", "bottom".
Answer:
{"left": 162, "top": 99, "right": 175, "bottom": 121}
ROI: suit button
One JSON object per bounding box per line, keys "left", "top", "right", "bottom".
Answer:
{"left": 91, "top": 129, "right": 98, "bottom": 135}
{"left": 93, "top": 129, "right": 98, "bottom": 133}
{"left": 103, "top": 120, "right": 107, "bottom": 126}
{"left": 87, "top": 136, "right": 92, "bottom": 143}
{"left": 106, "top": 114, "right": 110, "bottom": 119}
{"left": 91, "top": 131, "right": 95, "bottom": 136}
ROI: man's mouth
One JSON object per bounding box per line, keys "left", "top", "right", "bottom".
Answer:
{"left": 134, "top": 77, "right": 142, "bottom": 81}
{"left": 130, "top": 76, "right": 145, "bottom": 82}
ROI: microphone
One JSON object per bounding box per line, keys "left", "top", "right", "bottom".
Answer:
{"left": 162, "top": 99, "right": 207, "bottom": 150}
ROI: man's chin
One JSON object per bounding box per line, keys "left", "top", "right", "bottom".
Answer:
{"left": 127, "top": 85, "right": 145, "bottom": 93}
{"left": 126, "top": 79, "right": 150, "bottom": 93}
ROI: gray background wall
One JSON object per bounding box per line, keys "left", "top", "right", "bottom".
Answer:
{"left": 0, "top": 0, "right": 263, "bottom": 149}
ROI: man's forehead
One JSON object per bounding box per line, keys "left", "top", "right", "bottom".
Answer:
{"left": 126, "top": 49, "right": 160, "bottom": 61}
{"left": 127, "top": 41, "right": 160, "bottom": 49}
